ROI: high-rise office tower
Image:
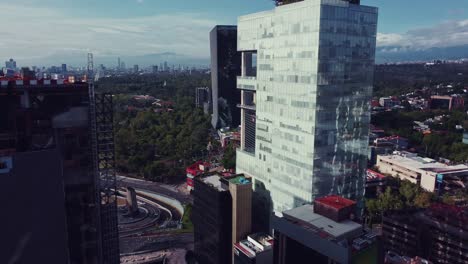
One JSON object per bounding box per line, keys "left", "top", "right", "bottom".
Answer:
{"left": 152, "top": 65, "right": 159, "bottom": 74}
{"left": 236, "top": 0, "right": 378, "bottom": 215}
{"left": 195, "top": 86, "right": 211, "bottom": 114}
{"left": 193, "top": 174, "right": 252, "bottom": 264}
{"left": 5, "top": 58, "right": 17, "bottom": 69}
{"left": 62, "top": 63, "right": 67, "bottom": 73}
{"left": 118, "top": 57, "right": 121, "bottom": 70}
{"left": 210, "top": 25, "right": 242, "bottom": 129}
{"left": 133, "top": 64, "right": 139, "bottom": 73}
{"left": 0, "top": 78, "right": 119, "bottom": 263}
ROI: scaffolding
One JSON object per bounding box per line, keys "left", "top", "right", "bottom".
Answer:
{"left": 88, "top": 53, "right": 120, "bottom": 263}
{"left": 96, "top": 93, "right": 120, "bottom": 263}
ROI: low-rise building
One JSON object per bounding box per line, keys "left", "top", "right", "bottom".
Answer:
{"left": 272, "top": 196, "right": 381, "bottom": 264}
{"left": 234, "top": 233, "right": 274, "bottom": 264}
{"left": 380, "top": 97, "right": 400, "bottom": 109}
{"left": 429, "top": 95, "right": 464, "bottom": 111}
{"left": 366, "top": 169, "right": 388, "bottom": 198}
{"left": 186, "top": 161, "right": 211, "bottom": 191}
{"left": 376, "top": 151, "right": 468, "bottom": 192}
{"left": 218, "top": 127, "right": 241, "bottom": 148}
{"left": 374, "top": 136, "right": 409, "bottom": 150}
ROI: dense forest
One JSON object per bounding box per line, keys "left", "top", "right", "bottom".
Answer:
{"left": 373, "top": 62, "right": 468, "bottom": 97}
{"left": 97, "top": 72, "right": 210, "bottom": 100}
{"left": 96, "top": 73, "right": 212, "bottom": 182}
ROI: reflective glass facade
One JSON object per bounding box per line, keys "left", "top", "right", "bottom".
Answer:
{"left": 210, "top": 26, "right": 242, "bottom": 129}
{"left": 236, "top": 0, "right": 378, "bottom": 213}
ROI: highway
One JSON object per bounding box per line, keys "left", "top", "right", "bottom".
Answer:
{"left": 117, "top": 175, "right": 192, "bottom": 204}
{"left": 117, "top": 175, "right": 194, "bottom": 261}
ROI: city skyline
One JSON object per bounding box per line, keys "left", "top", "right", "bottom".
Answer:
{"left": 1, "top": 0, "right": 467, "bottom": 66}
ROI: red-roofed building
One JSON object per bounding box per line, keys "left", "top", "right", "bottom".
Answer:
{"left": 366, "top": 169, "right": 388, "bottom": 197}
{"left": 313, "top": 195, "right": 357, "bottom": 222}
{"left": 186, "top": 161, "right": 211, "bottom": 191}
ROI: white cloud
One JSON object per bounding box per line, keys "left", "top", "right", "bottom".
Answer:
{"left": 378, "top": 19, "right": 468, "bottom": 48}
{"left": 0, "top": 4, "right": 224, "bottom": 65}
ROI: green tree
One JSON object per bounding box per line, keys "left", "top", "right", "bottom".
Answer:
{"left": 399, "top": 180, "right": 419, "bottom": 206}
{"left": 221, "top": 144, "right": 237, "bottom": 170}
{"left": 414, "top": 192, "right": 432, "bottom": 208}
{"left": 365, "top": 199, "right": 381, "bottom": 226}
{"left": 441, "top": 193, "right": 456, "bottom": 205}
{"left": 379, "top": 187, "right": 404, "bottom": 212}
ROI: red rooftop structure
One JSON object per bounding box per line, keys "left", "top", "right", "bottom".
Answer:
{"left": 186, "top": 161, "right": 211, "bottom": 191}
{"left": 314, "top": 195, "right": 357, "bottom": 222}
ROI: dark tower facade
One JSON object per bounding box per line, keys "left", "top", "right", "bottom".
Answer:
{"left": 210, "top": 25, "right": 242, "bottom": 129}
{"left": 0, "top": 79, "right": 119, "bottom": 264}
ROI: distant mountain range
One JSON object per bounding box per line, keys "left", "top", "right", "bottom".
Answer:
{"left": 14, "top": 44, "right": 468, "bottom": 68}
{"left": 376, "top": 44, "right": 468, "bottom": 64}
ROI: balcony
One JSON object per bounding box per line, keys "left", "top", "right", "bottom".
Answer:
{"left": 237, "top": 76, "right": 257, "bottom": 91}
{"left": 237, "top": 103, "right": 256, "bottom": 111}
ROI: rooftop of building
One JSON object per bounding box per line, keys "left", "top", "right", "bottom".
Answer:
{"left": 248, "top": 233, "right": 274, "bottom": 249}
{"left": 424, "top": 203, "right": 468, "bottom": 227}
{"left": 0, "top": 77, "right": 88, "bottom": 89}
{"left": 378, "top": 151, "right": 468, "bottom": 173}
{"left": 315, "top": 195, "right": 356, "bottom": 211}
{"left": 366, "top": 169, "right": 387, "bottom": 180}
{"left": 234, "top": 233, "right": 273, "bottom": 259}
{"left": 198, "top": 173, "right": 250, "bottom": 191}
{"left": 283, "top": 204, "right": 362, "bottom": 239}
{"left": 225, "top": 175, "right": 251, "bottom": 185}
{"left": 374, "top": 135, "right": 408, "bottom": 142}
{"left": 186, "top": 161, "right": 211, "bottom": 175}
{"left": 200, "top": 174, "right": 225, "bottom": 192}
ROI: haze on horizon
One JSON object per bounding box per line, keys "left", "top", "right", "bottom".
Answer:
{"left": 1, "top": 0, "right": 467, "bottom": 67}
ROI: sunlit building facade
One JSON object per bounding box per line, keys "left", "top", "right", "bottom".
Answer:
{"left": 236, "top": 0, "right": 378, "bottom": 214}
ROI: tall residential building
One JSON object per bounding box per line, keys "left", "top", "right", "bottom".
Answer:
{"left": 210, "top": 25, "right": 242, "bottom": 129}
{"left": 5, "top": 58, "right": 17, "bottom": 69}
{"left": 195, "top": 86, "right": 211, "bottom": 114}
{"left": 236, "top": 0, "right": 378, "bottom": 215}
{"left": 0, "top": 79, "right": 119, "bottom": 263}
{"left": 382, "top": 204, "right": 468, "bottom": 264}
{"left": 193, "top": 174, "right": 252, "bottom": 264}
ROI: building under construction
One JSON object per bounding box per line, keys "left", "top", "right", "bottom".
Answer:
{"left": 0, "top": 77, "right": 119, "bottom": 263}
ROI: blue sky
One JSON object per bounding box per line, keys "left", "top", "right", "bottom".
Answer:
{"left": 1, "top": 0, "right": 467, "bottom": 66}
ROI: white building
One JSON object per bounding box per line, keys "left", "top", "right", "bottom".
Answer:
{"left": 376, "top": 151, "right": 468, "bottom": 192}
{"left": 235, "top": 0, "right": 378, "bottom": 214}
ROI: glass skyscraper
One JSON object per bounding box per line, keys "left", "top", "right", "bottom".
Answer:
{"left": 236, "top": 0, "right": 378, "bottom": 214}
{"left": 210, "top": 26, "right": 242, "bottom": 129}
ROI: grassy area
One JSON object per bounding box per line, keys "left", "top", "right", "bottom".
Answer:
{"left": 181, "top": 204, "right": 193, "bottom": 232}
